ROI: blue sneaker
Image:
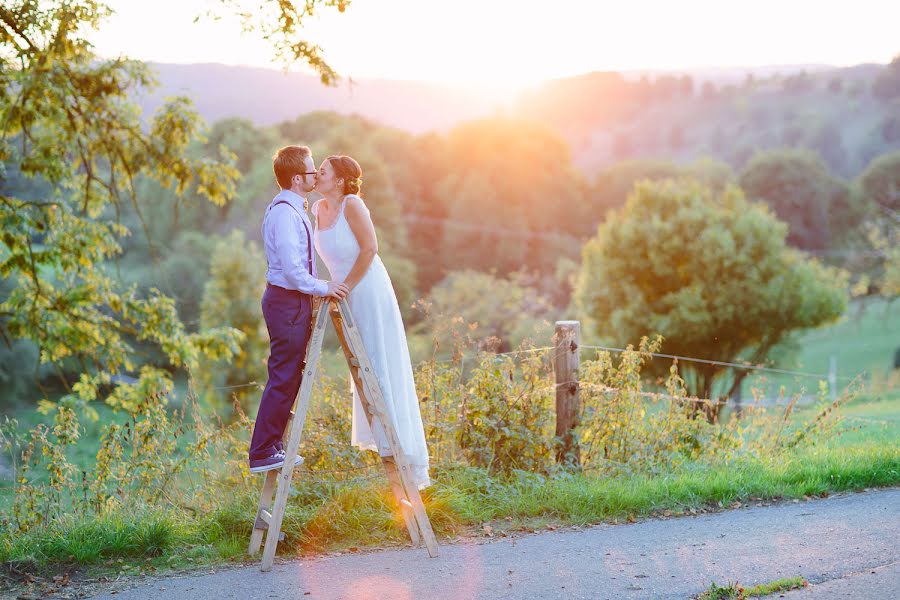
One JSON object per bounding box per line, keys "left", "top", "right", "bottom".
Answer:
{"left": 249, "top": 447, "right": 304, "bottom": 473}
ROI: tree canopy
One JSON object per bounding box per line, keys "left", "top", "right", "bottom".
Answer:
{"left": 0, "top": 0, "right": 351, "bottom": 413}
{"left": 739, "top": 149, "right": 849, "bottom": 251}
{"left": 576, "top": 179, "right": 847, "bottom": 417}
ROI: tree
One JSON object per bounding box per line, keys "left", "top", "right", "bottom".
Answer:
{"left": 206, "top": 118, "right": 279, "bottom": 174}
{"left": 882, "top": 111, "right": 900, "bottom": 143}
{"left": 857, "top": 152, "right": 900, "bottom": 302}
{"left": 858, "top": 151, "right": 900, "bottom": 214}
{"left": 434, "top": 118, "right": 586, "bottom": 275}
{"left": 0, "top": 1, "right": 244, "bottom": 414}
{"left": 576, "top": 179, "right": 846, "bottom": 420}
{"left": 0, "top": 0, "right": 351, "bottom": 413}
{"left": 198, "top": 231, "right": 268, "bottom": 415}
{"left": 739, "top": 149, "right": 848, "bottom": 251}
{"left": 589, "top": 158, "right": 734, "bottom": 224}
{"left": 210, "top": 0, "right": 351, "bottom": 85}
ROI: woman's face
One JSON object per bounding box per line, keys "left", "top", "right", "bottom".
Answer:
{"left": 316, "top": 160, "right": 340, "bottom": 195}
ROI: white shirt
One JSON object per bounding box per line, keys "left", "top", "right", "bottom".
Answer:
{"left": 262, "top": 189, "right": 328, "bottom": 296}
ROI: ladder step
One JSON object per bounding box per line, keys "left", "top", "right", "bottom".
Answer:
{"left": 254, "top": 509, "right": 273, "bottom": 530}
{"left": 348, "top": 357, "right": 360, "bottom": 367}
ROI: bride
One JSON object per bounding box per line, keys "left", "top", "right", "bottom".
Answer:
{"left": 311, "top": 155, "right": 431, "bottom": 489}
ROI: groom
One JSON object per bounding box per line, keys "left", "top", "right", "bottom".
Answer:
{"left": 248, "top": 145, "right": 349, "bottom": 473}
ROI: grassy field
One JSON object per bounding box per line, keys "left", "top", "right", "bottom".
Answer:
{"left": 799, "top": 299, "right": 899, "bottom": 379}
{"left": 744, "top": 298, "right": 899, "bottom": 399}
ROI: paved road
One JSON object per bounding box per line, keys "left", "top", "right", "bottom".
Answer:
{"left": 782, "top": 561, "right": 900, "bottom": 599}
{"left": 87, "top": 488, "right": 900, "bottom": 600}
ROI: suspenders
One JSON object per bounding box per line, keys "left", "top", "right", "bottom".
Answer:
{"left": 268, "top": 200, "right": 314, "bottom": 276}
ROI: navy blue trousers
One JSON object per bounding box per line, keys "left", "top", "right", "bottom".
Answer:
{"left": 249, "top": 284, "right": 313, "bottom": 460}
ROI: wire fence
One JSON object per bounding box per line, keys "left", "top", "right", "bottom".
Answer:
{"left": 1, "top": 334, "right": 869, "bottom": 490}
{"left": 579, "top": 344, "right": 856, "bottom": 382}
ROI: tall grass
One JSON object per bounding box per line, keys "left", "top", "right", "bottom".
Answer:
{"left": 2, "top": 438, "right": 896, "bottom": 570}
{"left": 1, "top": 337, "right": 897, "bottom": 580}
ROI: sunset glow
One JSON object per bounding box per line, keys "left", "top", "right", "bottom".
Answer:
{"left": 92, "top": 0, "right": 899, "bottom": 92}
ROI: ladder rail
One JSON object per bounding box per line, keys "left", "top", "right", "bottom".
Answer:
{"left": 330, "top": 299, "right": 439, "bottom": 557}
{"left": 252, "top": 298, "right": 439, "bottom": 570}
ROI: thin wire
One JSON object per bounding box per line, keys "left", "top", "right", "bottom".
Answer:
{"left": 413, "top": 346, "right": 553, "bottom": 368}
{"left": 385, "top": 213, "right": 879, "bottom": 259}
{"left": 580, "top": 345, "right": 856, "bottom": 382}
{"left": 212, "top": 381, "right": 262, "bottom": 390}
{"left": 384, "top": 213, "right": 583, "bottom": 244}
{"left": 550, "top": 380, "right": 806, "bottom": 408}
{"left": 496, "top": 346, "right": 555, "bottom": 356}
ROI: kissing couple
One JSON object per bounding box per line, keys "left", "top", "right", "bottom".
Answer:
{"left": 246, "top": 145, "right": 430, "bottom": 490}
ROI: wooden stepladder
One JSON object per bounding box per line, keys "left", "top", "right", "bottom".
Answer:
{"left": 248, "top": 298, "right": 439, "bottom": 571}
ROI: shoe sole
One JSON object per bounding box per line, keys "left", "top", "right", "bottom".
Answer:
{"left": 249, "top": 455, "right": 304, "bottom": 473}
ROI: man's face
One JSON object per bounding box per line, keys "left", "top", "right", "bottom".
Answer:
{"left": 300, "top": 155, "right": 317, "bottom": 193}
{"left": 316, "top": 160, "right": 339, "bottom": 194}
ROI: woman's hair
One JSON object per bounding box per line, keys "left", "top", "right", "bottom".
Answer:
{"left": 327, "top": 155, "right": 363, "bottom": 196}
{"left": 272, "top": 145, "right": 311, "bottom": 189}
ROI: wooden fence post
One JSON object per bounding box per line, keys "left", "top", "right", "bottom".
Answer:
{"left": 554, "top": 320, "right": 581, "bottom": 467}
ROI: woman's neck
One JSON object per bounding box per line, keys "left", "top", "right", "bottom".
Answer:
{"left": 322, "top": 191, "right": 343, "bottom": 206}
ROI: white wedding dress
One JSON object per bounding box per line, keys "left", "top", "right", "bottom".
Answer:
{"left": 312, "top": 195, "right": 431, "bottom": 489}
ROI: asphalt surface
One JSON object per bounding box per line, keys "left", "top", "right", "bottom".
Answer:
{"left": 84, "top": 488, "right": 900, "bottom": 600}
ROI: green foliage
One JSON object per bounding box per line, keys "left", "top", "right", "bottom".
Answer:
{"left": 577, "top": 338, "right": 729, "bottom": 472}
{"left": 155, "top": 232, "right": 219, "bottom": 327}
{"left": 2, "top": 383, "right": 252, "bottom": 535}
{"left": 576, "top": 179, "right": 847, "bottom": 410}
{"left": 858, "top": 150, "right": 900, "bottom": 214}
{"left": 739, "top": 148, "right": 850, "bottom": 250}
{"left": 849, "top": 152, "right": 900, "bottom": 301}
{"left": 208, "top": 1, "right": 351, "bottom": 85}
{"left": 696, "top": 576, "right": 808, "bottom": 599}
{"left": 414, "top": 270, "right": 555, "bottom": 353}
{"left": 589, "top": 158, "right": 735, "bottom": 223}
{"left": 2, "top": 354, "right": 896, "bottom": 582}
{"left": 434, "top": 118, "right": 586, "bottom": 274}
{"left": 205, "top": 118, "right": 280, "bottom": 174}
{"left": 455, "top": 353, "right": 554, "bottom": 474}
{"left": 197, "top": 231, "right": 264, "bottom": 414}
{"left": 0, "top": 1, "right": 243, "bottom": 420}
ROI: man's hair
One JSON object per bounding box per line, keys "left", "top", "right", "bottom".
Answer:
{"left": 273, "top": 145, "right": 312, "bottom": 189}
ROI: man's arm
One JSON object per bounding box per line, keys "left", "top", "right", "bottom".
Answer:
{"left": 271, "top": 205, "right": 329, "bottom": 296}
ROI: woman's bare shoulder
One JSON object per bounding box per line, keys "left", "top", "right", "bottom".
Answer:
{"left": 344, "top": 194, "right": 370, "bottom": 215}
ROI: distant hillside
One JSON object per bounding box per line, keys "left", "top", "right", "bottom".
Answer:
{"left": 139, "top": 63, "right": 502, "bottom": 133}
{"left": 517, "top": 63, "right": 899, "bottom": 177}
{"left": 141, "top": 61, "right": 899, "bottom": 177}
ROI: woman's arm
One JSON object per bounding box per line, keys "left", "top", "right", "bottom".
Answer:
{"left": 341, "top": 196, "right": 379, "bottom": 290}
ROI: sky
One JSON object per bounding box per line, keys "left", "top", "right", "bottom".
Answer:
{"left": 91, "top": 0, "right": 900, "bottom": 93}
